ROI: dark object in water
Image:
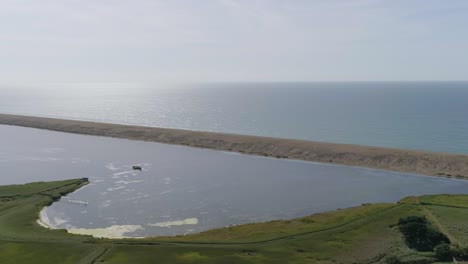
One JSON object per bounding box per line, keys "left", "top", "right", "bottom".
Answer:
{"left": 132, "top": 165, "right": 142, "bottom": 171}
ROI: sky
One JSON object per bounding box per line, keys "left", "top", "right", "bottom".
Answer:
{"left": 1, "top": 0, "right": 468, "bottom": 83}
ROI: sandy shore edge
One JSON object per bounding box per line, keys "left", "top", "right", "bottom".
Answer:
{"left": 36, "top": 185, "right": 145, "bottom": 239}
{"left": 1, "top": 113, "right": 467, "bottom": 178}
{"left": 38, "top": 207, "right": 144, "bottom": 238}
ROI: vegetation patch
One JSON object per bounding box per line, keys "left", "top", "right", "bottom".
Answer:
{"left": 176, "top": 252, "right": 209, "bottom": 262}
{"left": 3, "top": 179, "right": 468, "bottom": 263}
{"left": 397, "top": 216, "right": 449, "bottom": 252}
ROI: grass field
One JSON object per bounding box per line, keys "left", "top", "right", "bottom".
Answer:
{"left": 1, "top": 179, "right": 467, "bottom": 263}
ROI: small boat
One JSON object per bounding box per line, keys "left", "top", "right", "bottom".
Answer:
{"left": 132, "top": 165, "right": 142, "bottom": 171}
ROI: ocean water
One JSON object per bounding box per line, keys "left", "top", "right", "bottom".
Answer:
{"left": 3, "top": 124, "right": 468, "bottom": 238}
{"left": 1, "top": 82, "right": 468, "bottom": 154}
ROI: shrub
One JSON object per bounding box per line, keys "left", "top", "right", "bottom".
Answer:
{"left": 398, "top": 216, "right": 427, "bottom": 226}
{"left": 434, "top": 243, "right": 451, "bottom": 261}
{"left": 397, "top": 216, "right": 449, "bottom": 251}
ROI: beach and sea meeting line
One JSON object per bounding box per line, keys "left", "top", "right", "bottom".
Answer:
{"left": 2, "top": 82, "right": 468, "bottom": 154}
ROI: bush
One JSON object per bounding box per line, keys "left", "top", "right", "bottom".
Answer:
{"left": 398, "top": 216, "right": 427, "bottom": 226}
{"left": 434, "top": 243, "right": 451, "bottom": 261}
{"left": 397, "top": 216, "right": 450, "bottom": 251}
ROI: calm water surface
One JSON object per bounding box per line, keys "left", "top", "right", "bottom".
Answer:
{"left": 2, "top": 125, "right": 468, "bottom": 237}
{"left": 1, "top": 82, "right": 467, "bottom": 154}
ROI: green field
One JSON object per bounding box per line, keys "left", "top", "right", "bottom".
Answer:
{"left": 0, "top": 179, "right": 467, "bottom": 263}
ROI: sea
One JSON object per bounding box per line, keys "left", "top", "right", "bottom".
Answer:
{"left": 1, "top": 81, "right": 467, "bottom": 154}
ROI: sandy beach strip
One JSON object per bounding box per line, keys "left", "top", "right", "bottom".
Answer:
{"left": 0, "top": 113, "right": 467, "bottom": 178}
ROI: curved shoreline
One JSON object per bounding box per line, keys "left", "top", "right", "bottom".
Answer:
{"left": 1, "top": 113, "right": 467, "bottom": 178}
{"left": 36, "top": 188, "right": 145, "bottom": 239}
{"left": 4, "top": 178, "right": 468, "bottom": 263}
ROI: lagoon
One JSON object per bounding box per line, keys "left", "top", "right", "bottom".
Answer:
{"left": 2, "top": 124, "right": 468, "bottom": 238}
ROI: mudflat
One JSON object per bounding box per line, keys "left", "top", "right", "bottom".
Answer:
{"left": 0, "top": 113, "right": 467, "bottom": 178}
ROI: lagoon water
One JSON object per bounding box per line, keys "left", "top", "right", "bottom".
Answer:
{"left": 1, "top": 82, "right": 468, "bottom": 154}
{"left": 2, "top": 124, "right": 468, "bottom": 238}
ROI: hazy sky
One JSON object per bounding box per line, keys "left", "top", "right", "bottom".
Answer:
{"left": 2, "top": 0, "right": 468, "bottom": 83}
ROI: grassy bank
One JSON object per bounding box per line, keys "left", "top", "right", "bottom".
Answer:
{"left": 2, "top": 179, "right": 468, "bottom": 263}
{"left": 1, "top": 113, "right": 468, "bottom": 178}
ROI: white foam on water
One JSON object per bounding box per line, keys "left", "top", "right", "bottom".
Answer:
{"left": 115, "top": 180, "right": 143, "bottom": 185}
{"left": 71, "top": 158, "right": 90, "bottom": 164}
{"left": 53, "top": 216, "right": 68, "bottom": 226}
{"left": 101, "top": 200, "right": 112, "bottom": 208}
{"left": 37, "top": 209, "right": 54, "bottom": 229}
{"left": 107, "top": 185, "right": 126, "bottom": 192}
{"left": 163, "top": 177, "right": 171, "bottom": 184}
{"left": 64, "top": 198, "right": 88, "bottom": 205}
{"left": 67, "top": 225, "right": 144, "bottom": 238}
{"left": 38, "top": 208, "right": 69, "bottom": 228}
{"left": 148, "top": 218, "right": 199, "bottom": 228}
{"left": 24, "top": 156, "right": 60, "bottom": 162}
{"left": 113, "top": 171, "right": 134, "bottom": 176}
{"left": 40, "top": 147, "right": 64, "bottom": 154}
{"left": 105, "top": 163, "right": 120, "bottom": 171}
{"left": 159, "top": 189, "right": 173, "bottom": 195}
{"left": 36, "top": 219, "right": 51, "bottom": 229}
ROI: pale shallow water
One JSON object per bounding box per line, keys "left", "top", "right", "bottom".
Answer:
{"left": 2, "top": 124, "right": 468, "bottom": 238}
{"left": 1, "top": 82, "right": 468, "bottom": 154}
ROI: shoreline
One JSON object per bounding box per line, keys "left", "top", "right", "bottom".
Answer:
{"left": 38, "top": 205, "right": 145, "bottom": 239}
{"left": 1, "top": 113, "right": 467, "bottom": 178}
{"left": 3, "top": 178, "right": 468, "bottom": 262}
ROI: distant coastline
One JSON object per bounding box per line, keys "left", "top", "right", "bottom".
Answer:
{"left": 0, "top": 113, "right": 467, "bottom": 179}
